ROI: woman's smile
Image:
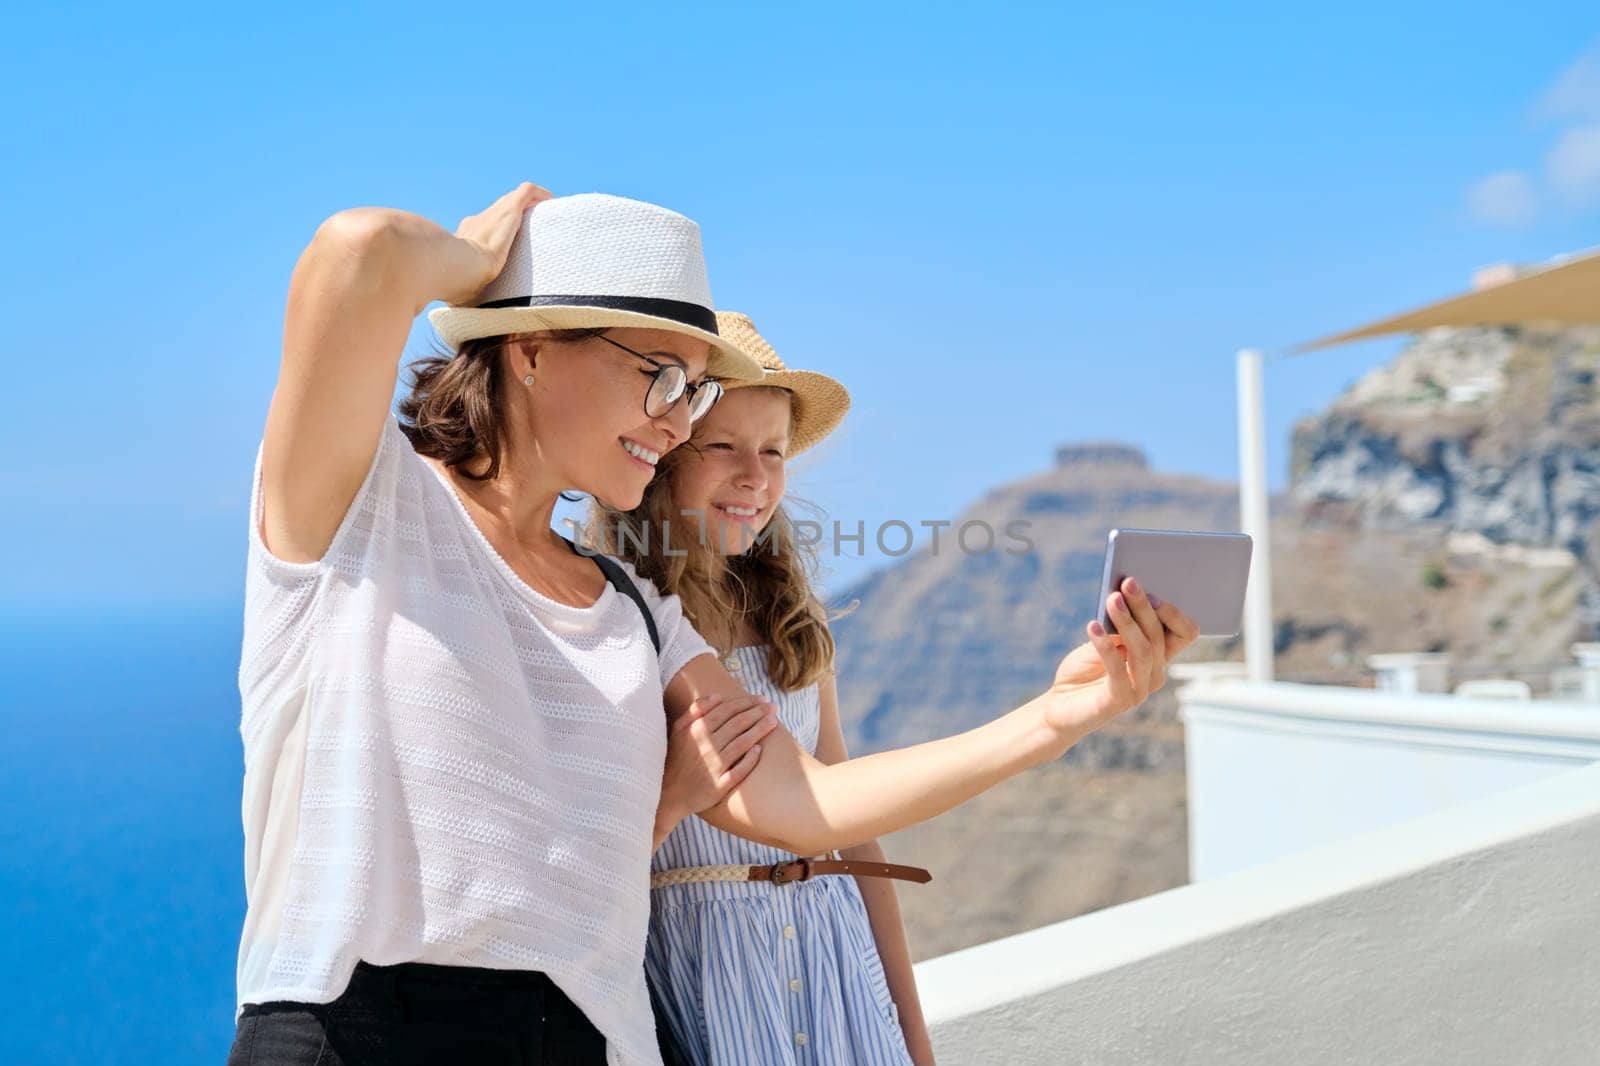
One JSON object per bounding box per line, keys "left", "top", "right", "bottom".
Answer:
{"left": 621, "top": 436, "right": 662, "bottom": 471}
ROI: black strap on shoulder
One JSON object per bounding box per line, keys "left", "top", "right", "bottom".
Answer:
{"left": 562, "top": 536, "right": 661, "bottom": 656}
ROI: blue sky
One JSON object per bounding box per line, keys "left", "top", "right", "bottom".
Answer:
{"left": 3, "top": 2, "right": 1599, "bottom": 611}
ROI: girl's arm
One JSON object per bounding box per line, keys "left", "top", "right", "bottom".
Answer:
{"left": 262, "top": 183, "right": 549, "bottom": 563}
{"left": 664, "top": 580, "right": 1198, "bottom": 857}
{"left": 812, "top": 670, "right": 936, "bottom": 1065}
{"left": 653, "top": 692, "right": 778, "bottom": 849}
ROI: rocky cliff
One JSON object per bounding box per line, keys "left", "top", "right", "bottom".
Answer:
{"left": 829, "top": 444, "right": 1239, "bottom": 958}
{"left": 831, "top": 443, "right": 1238, "bottom": 758}
{"left": 1290, "top": 325, "right": 1600, "bottom": 632}
{"left": 830, "top": 323, "right": 1599, "bottom": 960}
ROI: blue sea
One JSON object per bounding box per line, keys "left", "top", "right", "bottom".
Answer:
{"left": 1, "top": 606, "right": 247, "bottom": 1065}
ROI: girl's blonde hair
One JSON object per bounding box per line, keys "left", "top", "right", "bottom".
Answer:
{"left": 589, "top": 424, "right": 835, "bottom": 693}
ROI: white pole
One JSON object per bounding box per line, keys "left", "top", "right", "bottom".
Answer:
{"left": 1237, "top": 349, "right": 1275, "bottom": 681}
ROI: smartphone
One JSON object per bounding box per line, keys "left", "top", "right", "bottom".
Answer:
{"left": 1095, "top": 528, "right": 1253, "bottom": 638}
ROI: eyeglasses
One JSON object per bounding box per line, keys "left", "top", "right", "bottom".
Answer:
{"left": 586, "top": 330, "right": 724, "bottom": 424}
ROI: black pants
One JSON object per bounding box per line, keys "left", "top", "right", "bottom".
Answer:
{"left": 226, "top": 961, "right": 607, "bottom": 1065}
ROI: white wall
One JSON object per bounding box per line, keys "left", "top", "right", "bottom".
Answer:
{"left": 914, "top": 762, "right": 1600, "bottom": 1065}
{"left": 1180, "top": 680, "right": 1600, "bottom": 880}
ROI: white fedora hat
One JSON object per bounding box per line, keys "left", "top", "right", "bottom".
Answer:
{"left": 716, "top": 312, "right": 850, "bottom": 456}
{"left": 428, "top": 194, "right": 764, "bottom": 382}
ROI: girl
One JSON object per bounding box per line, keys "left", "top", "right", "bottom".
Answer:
{"left": 597, "top": 313, "right": 935, "bottom": 1064}
{"left": 234, "top": 184, "right": 1197, "bottom": 1066}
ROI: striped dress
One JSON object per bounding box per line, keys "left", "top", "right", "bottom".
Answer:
{"left": 646, "top": 644, "right": 915, "bottom": 1065}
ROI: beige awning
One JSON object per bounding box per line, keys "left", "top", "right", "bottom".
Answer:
{"left": 1298, "top": 247, "right": 1600, "bottom": 351}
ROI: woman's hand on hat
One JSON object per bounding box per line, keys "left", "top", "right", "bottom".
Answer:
{"left": 444, "top": 182, "right": 553, "bottom": 305}
{"left": 657, "top": 692, "right": 780, "bottom": 831}
{"left": 1035, "top": 579, "right": 1200, "bottom": 750}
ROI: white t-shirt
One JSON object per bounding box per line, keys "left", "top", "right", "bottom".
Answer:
{"left": 237, "top": 417, "right": 712, "bottom": 1066}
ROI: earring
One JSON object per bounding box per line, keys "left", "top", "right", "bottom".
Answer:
{"left": 523, "top": 375, "right": 535, "bottom": 386}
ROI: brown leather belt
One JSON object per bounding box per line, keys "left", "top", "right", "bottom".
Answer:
{"left": 650, "top": 856, "right": 931, "bottom": 890}
{"left": 748, "top": 858, "right": 931, "bottom": 885}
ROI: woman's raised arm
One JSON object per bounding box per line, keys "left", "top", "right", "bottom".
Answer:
{"left": 666, "top": 579, "right": 1199, "bottom": 856}
{"left": 259, "top": 182, "right": 550, "bottom": 563}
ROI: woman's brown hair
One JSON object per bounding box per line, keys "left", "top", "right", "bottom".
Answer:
{"left": 398, "top": 329, "right": 591, "bottom": 479}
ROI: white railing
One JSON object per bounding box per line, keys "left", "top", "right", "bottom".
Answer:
{"left": 1180, "top": 679, "right": 1600, "bottom": 879}
{"left": 913, "top": 761, "right": 1600, "bottom": 1065}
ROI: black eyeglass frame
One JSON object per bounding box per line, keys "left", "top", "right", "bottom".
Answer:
{"left": 584, "top": 330, "right": 724, "bottom": 424}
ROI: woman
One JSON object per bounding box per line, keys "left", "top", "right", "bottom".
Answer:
{"left": 598, "top": 312, "right": 935, "bottom": 1064}
{"left": 234, "top": 184, "right": 1197, "bottom": 1065}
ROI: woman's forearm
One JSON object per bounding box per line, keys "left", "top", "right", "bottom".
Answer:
{"left": 312, "top": 207, "right": 495, "bottom": 316}
{"left": 845, "top": 838, "right": 936, "bottom": 1065}
{"left": 264, "top": 201, "right": 517, "bottom": 567}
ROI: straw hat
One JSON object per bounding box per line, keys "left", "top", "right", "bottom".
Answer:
{"left": 716, "top": 312, "right": 850, "bottom": 456}
{"left": 428, "top": 194, "right": 765, "bottom": 383}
